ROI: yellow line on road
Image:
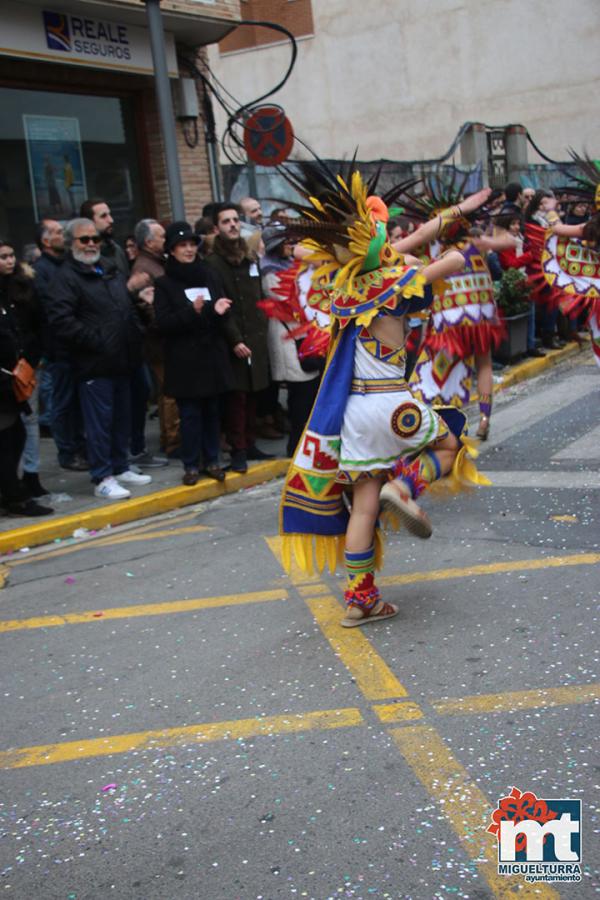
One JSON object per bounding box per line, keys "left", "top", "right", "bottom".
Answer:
{"left": 0, "top": 589, "right": 288, "bottom": 633}
{"left": 265, "top": 536, "right": 409, "bottom": 700}
{"left": 372, "top": 702, "right": 423, "bottom": 722}
{"left": 0, "top": 707, "right": 364, "bottom": 769}
{"left": 433, "top": 683, "right": 600, "bottom": 716}
{"left": 3, "top": 522, "right": 210, "bottom": 568}
{"left": 303, "top": 594, "right": 409, "bottom": 700}
{"left": 390, "top": 725, "right": 559, "bottom": 899}
{"left": 378, "top": 551, "right": 600, "bottom": 589}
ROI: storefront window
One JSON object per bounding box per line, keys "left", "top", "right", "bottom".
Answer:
{"left": 0, "top": 87, "right": 146, "bottom": 253}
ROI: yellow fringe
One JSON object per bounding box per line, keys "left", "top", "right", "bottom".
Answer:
{"left": 428, "top": 436, "right": 492, "bottom": 497}
{"left": 280, "top": 530, "right": 385, "bottom": 575}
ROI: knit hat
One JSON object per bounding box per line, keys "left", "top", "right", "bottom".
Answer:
{"left": 165, "top": 221, "right": 200, "bottom": 252}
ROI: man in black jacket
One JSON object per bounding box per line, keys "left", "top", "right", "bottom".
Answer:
{"left": 205, "top": 203, "right": 271, "bottom": 473}
{"left": 79, "top": 198, "right": 129, "bottom": 277}
{"left": 33, "top": 218, "right": 88, "bottom": 470}
{"left": 48, "top": 218, "right": 152, "bottom": 500}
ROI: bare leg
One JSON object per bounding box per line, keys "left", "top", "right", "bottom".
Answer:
{"left": 342, "top": 477, "right": 398, "bottom": 627}
{"left": 475, "top": 351, "right": 493, "bottom": 439}
{"left": 379, "top": 432, "right": 459, "bottom": 538}
{"left": 345, "top": 477, "right": 382, "bottom": 552}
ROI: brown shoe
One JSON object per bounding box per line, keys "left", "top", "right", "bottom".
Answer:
{"left": 379, "top": 480, "right": 432, "bottom": 539}
{"left": 205, "top": 465, "right": 226, "bottom": 482}
{"left": 182, "top": 469, "right": 199, "bottom": 486}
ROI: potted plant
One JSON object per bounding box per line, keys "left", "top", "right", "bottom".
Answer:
{"left": 493, "top": 268, "right": 531, "bottom": 363}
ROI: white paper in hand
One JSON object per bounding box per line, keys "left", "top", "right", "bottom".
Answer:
{"left": 185, "top": 287, "right": 211, "bottom": 303}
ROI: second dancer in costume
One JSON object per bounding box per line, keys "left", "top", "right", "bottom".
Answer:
{"left": 396, "top": 174, "right": 506, "bottom": 441}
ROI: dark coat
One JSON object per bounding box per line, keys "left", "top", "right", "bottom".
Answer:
{"left": 154, "top": 262, "right": 234, "bottom": 400}
{"left": 0, "top": 266, "right": 43, "bottom": 368}
{"left": 204, "top": 238, "right": 269, "bottom": 393}
{"left": 47, "top": 255, "right": 143, "bottom": 380}
{"left": 33, "top": 251, "right": 64, "bottom": 361}
{"left": 0, "top": 270, "right": 39, "bottom": 417}
{"left": 101, "top": 238, "right": 129, "bottom": 278}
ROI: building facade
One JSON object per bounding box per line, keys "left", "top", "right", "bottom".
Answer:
{"left": 207, "top": 0, "right": 600, "bottom": 173}
{"left": 1, "top": 0, "right": 240, "bottom": 251}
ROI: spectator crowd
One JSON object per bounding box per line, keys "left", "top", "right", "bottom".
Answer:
{"left": 0, "top": 180, "right": 593, "bottom": 517}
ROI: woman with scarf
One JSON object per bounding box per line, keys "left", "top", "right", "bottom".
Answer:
{"left": 154, "top": 222, "right": 233, "bottom": 486}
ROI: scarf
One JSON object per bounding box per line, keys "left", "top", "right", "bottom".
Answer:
{"left": 166, "top": 256, "right": 214, "bottom": 288}
{"left": 212, "top": 234, "right": 252, "bottom": 267}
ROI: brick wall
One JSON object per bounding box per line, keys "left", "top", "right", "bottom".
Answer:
{"left": 220, "top": 0, "right": 313, "bottom": 53}
{"left": 98, "top": 0, "right": 241, "bottom": 23}
{"left": 142, "top": 50, "right": 216, "bottom": 223}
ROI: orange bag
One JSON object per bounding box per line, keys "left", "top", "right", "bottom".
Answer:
{"left": 12, "top": 358, "right": 36, "bottom": 402}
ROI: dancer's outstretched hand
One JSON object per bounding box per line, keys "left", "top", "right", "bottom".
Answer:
{"left": 459, "top": 188, "right": 492, "bottom": 215}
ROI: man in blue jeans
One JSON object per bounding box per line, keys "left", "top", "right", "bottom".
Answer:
{"left": 48, "top": 218, "right": 153, "bottom": 500}
{"left": 33, "top": 218, "right": 88, "bottom": 471}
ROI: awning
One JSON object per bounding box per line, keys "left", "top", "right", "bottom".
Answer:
{"left": 3, "top": 0, "right": 238, "bottom": 77}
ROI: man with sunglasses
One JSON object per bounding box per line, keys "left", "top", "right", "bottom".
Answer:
{"left": 47, "top": 218, "right": 152, "bottom": 500}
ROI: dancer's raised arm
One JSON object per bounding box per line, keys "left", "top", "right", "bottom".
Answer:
{"left": 391, "top": 188, "right": 492, "bottom": 254}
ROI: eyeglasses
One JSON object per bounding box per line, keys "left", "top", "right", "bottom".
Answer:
{"left": 75, "top": 235, "right": 102, "bottom": 245}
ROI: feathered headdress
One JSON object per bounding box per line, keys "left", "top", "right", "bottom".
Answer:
{"left": 562, "top": 150, "right": 600, "bottom": 211}
{"left": 383, "top": 167, "right": 475, "bottom": 241}
{"left": 280, "top": 156, "right": 426, "bottom": 326}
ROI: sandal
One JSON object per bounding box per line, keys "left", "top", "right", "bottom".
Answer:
{"left": 341, "top": 600, "right": 399, "bottom": 628}
{"left": 476, "top": 415, "right": 490, "bottom": 441}
{"left": 379, "top": 480, "right": 432, "bottom": 539}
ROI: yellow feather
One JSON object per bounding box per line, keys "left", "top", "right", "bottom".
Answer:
{"left": 281, "top": 536, "right": 292, "bottom": 573}
{"left": 326, "top": 537, "right": 338, "bottom": 574}
{"left": 293, "top": 534, "right": 307, "bottom": 571}
{"left": 314, "top": 537, "right": 326, "bottom": 573}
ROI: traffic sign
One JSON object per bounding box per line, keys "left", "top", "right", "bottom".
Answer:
{"left": 243, "top": 105, "right": 294, "bottom": 166}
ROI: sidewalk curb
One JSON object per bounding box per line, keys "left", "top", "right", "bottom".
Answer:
{"left": 0, "top": 460, "right": 289, "bottom": 556}
{"left": 0, "top": 341, "right": 586, "bottom": 556}
{"left": 493, "top": 341, "right": 581, "bottom": 394}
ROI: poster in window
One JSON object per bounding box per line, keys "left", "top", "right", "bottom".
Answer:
{"left": 23, "top": 115, "right": 87, "bottom": 221}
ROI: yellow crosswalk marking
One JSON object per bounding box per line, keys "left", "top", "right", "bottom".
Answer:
{"left": 266, "top": 536, "right": 408, "bottom": 700}
{"left": 433, "top": 683, "right": 600, "bottom": 716}
{"left": 372, "top": 702, "right": 423, "bottom": 722}
{"left": 0, "top": 707, "right": 364, "bottom": 769}
{"left": 390, "top": 725, "right": 559, "bottom": 899}
{"left": 303, "top": 593, "right": 409, "bottom": 700}
{"left": 3, "top": 520, "right": 209, "bottom": 568}
{"left": 378, "top": 552, "right": 600, "bottom": 588}
{"left": 0, "top": 589, "right": 288, "bottom": 633}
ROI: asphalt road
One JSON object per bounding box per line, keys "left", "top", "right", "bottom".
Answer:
{"left": 0, "top": 355, "right": 598, "bottom": 900}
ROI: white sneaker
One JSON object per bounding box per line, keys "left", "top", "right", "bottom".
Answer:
{"left": 115, "top": 469, "right": 152, "bottom": 486}
{"left": 94, "top": 476, "right": 131, "bottom": 500}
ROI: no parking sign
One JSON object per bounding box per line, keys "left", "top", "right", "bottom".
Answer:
{"left": 243, "top": 105, "right": 294, "bottom": 166}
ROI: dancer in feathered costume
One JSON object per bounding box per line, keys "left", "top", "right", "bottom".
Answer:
{"left": 396, "top": 171, "right": 506, "bottom": 441}
{"left": 278, "top": 159, "right": 490, "bottom": 627}
{"left": 524, "top": 153, "right": 600, "bottom": 366}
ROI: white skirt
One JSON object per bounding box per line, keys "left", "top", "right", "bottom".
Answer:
{"left": 338, "top": 339, "right": 441, "bottom": 480}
